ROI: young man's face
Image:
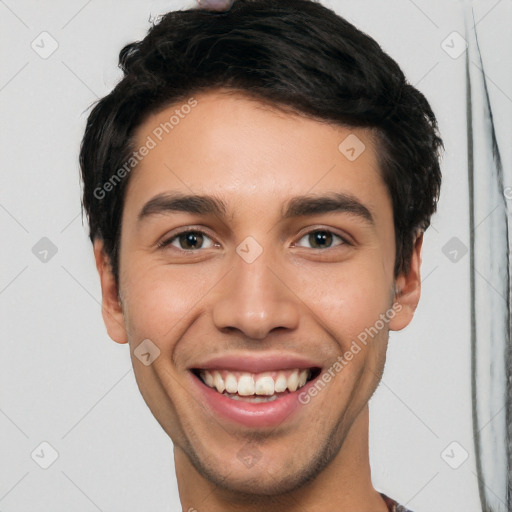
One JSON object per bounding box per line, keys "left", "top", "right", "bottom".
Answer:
{"left": 95, "top": 90, "right": 421, "bottom": 496}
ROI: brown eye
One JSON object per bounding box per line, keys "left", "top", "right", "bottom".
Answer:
{"left": 179, "top": 231, "right": 204, "bottom": 249}
{"left": 159, "top": 230, "right": 215, "bottom": 251}
{"left": 296, "top": 230, "right": 346, "bottom": 249}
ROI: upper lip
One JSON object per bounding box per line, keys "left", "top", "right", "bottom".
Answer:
{"left": 190, "top": 353, "right": 322, "bottom": 374}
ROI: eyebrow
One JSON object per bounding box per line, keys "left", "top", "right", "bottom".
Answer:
{"left": 138, "top": 192, "right": 228, "bottom": 221}
{"left": 282, "top": 192, "right": 374, "bottom": 225}
{"left": 137, "top": 191, "right": 375, "bottom": 226}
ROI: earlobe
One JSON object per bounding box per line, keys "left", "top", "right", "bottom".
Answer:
{"left": 93, "top": 240, "right": 128, "bottom": 344}
{"left": 388, "top": 232, "right": 423, "bottom": 332}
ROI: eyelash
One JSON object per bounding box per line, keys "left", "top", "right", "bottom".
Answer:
{"left": 157, "top": 227, "right": 351, "bottom": 252}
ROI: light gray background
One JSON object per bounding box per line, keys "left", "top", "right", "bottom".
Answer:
{"left": 1, "top": 0, "right": 507, "bottom": 511}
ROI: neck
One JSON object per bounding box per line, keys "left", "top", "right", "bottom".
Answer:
{"left": 175, "top": 405, "right": 388, "bottom": 512}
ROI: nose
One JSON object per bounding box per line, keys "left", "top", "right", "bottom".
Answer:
{"left": 211, "top": 248, "right": 300, "bottom": 340}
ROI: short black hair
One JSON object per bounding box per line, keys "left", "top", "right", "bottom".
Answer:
{"left": 80, "top": 0, "right": 443, "bottom": 283}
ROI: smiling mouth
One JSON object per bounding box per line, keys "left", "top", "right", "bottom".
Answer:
{"left": 191, "top": 367, "right": 322, "bottom": 403}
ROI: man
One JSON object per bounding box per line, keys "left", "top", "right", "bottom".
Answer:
{"left": 80, "top": 0, "right": 443, "bottom": 510}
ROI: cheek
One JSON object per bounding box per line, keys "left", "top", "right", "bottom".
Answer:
{"left": 120, "top": 263, "right": 212, "bottom": 344}
{"left": 302, "top": 262, "right": 392, "bottom": 350}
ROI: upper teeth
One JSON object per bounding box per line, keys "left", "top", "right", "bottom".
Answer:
{"left": 199, "top": 369, "right": 310, "bottom": 396}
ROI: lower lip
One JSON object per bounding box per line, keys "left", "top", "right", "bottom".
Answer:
{"left": 188, "top": 371, "right": 318, "bottom": 428}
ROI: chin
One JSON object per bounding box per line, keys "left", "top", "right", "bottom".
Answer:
{"left": 206, "top": 465, "right": 310, "bottom": 497}
{"left": 188, "top": 439, "right": 337, "bottom": 499}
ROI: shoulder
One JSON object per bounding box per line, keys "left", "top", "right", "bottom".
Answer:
{"left": 396, "top": 504, "right": 415, "bottom": 512}
{"left": 380, "top": 492, "right": 415, "bottom": 512}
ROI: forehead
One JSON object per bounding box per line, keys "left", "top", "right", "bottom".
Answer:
{"left": 127, "top": 89, "right": 391, "bottom": 224}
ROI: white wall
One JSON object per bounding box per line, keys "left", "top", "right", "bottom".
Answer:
{"left": 2, "top": 1, "right": 502, "bottom": 510}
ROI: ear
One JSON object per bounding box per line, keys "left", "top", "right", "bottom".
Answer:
{"left": 388, "top": 231, "right": 423, "bottom": 332}
{"left": 93, "top": 240, "right": 128, "bottom": 344}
